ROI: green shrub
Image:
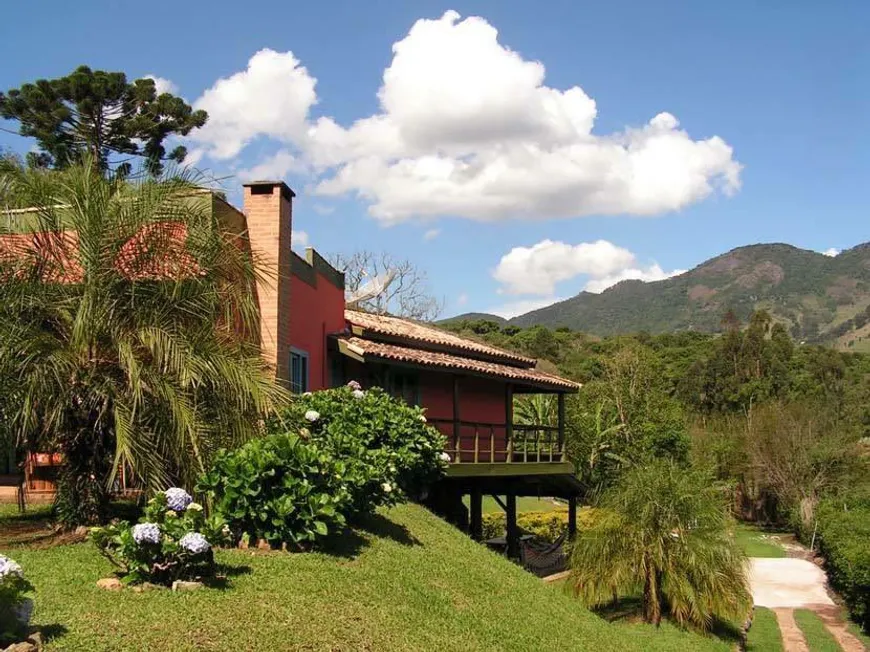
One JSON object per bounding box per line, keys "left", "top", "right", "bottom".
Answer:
{"left": 90, "top": 489, "right": 229, "bottom": 585}
{"left": 814, "top": 500, "right": 870, "bottom": 632}
{"left": 276, "top": 384, "right": 448, "bottom": 516}
{"left": 0, "top": 554, "right": 33, "bottom": 644}
{"left": 481, "top": 508, "right": 604, "bottom": 543}
{"left": 197, "top": 433, "right": 350, "bottom": 548}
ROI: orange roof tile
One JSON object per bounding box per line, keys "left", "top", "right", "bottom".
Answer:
{"left": 337, "top": 335, "right": 580, "bottom": 392}
{"left": 345, "top": 309, "right": 536, "bottom": 367}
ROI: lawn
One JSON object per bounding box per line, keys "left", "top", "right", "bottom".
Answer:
{"left": 745, "top": 607, "right": 783, "bottom": 652}
{"left": 462, "top": 495, "right": 565, "bottom": 514}
{"left": 734, "top": 524, "right": 787, "bottom": 558}
{"left": 793, "top": 609, "right": 841, "bottom": 652}
{"left": 1, "top": 503, "right": 737, "bottom": 652}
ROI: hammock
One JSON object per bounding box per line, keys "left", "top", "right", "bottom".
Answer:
{"left": 519, "top": 533, "right": 568, "bottom": 577}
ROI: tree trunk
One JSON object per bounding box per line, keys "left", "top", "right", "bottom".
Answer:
{"left": 642, "top": 556, "right": 663, "bottom": 627}
{"left": 54, "top": 423, "right": 112, "bottom": 528}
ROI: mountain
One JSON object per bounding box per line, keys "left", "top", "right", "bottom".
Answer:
{"left": 507, "top": 242, "right": 870, "bottom": 350}
{"left": 439, "top": 312, "right": 507, "bottom": 325}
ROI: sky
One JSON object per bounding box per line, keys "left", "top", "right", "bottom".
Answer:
{"left": 1, "top": 1, "right": 868, "bottom": 319}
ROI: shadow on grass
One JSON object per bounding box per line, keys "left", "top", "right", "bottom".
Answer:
{"left": 204, "top": 563, "right": 253, "bottom": 590}
{"left": 38, "top": 623, "right": 69, "bottom": 644}
{"left": 591, "top": 596, "right": 743, "bottom": 644}
{"left": 319, "top": 512, "right": 421, "bottom": 559}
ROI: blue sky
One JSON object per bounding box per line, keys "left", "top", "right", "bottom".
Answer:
{"left": 1, "top": 1, "right": 868, "bottom": 318}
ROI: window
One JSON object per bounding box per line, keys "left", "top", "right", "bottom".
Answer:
{"left": 388, "top": 370, "right": 420, "bottom": 407}
{"left": 290, "top": 349, "right": 309, "bottom": 394}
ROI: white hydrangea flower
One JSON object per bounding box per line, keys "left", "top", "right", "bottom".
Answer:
{"left": 418, "top": 414, "right": 427, "bottom": 422}
{"left": 352, "top": 389, "right": 365, "bottom": 399}
{"left": 439, "top": 452, "right": 451, "bottom": 463}
{"left": 381, "top": 482, "right": 392, "bottom": 493}
{"left": 305, "top": 410, "right": 320, "bottom": 422}
{"left": 187, "top": 502, "right": 203, "bottom": 512}
{"left": 0, "top": 555, "right": 23, "bottom": 579}
{"left": 179, "top": 532, "right": 211, "bottom": 554}
{"left": 302, "top": 391, "right": 313, "bottom": 397}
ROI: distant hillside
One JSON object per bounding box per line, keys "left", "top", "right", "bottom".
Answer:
{"left": 439, "top": 312, "right": 506, "bottom": 325}
{"left": 508, "top": 242, "right": 870, "bottom": 350}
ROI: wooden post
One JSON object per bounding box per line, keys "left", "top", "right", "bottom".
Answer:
{"left": 568, "top": 496, "right": 577, "bottom": 540}
{"left": 506, "top": 493, "right": 519, "bottom": 560}
{"left": 453, "top": 375, "right": 461, "bottom": 462}
{"left": 557, "top": 392, "right": 566, "bottom": 461}
{"left": 505, "top": 384, "right": 513, "bottom": 463}
{"left": 470, "top": 489, "right": 483, "bottom": 541}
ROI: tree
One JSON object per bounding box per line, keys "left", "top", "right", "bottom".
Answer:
{"left": 0, "top": 159, "right": 286, "bottom": 527}
{"left": 0, "top": 66, "right": 207, "bottom": 176}
{"left": 332, "top": 250, "right": 443, "bottom": 321}
{"left": 570, "top": 460, "right": 751, "bottom": 630}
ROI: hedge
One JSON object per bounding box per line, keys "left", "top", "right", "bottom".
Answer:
{"left": 814, "top": 500, "right": 870, "bottom": 633}
{"left": 481, "top": 507, "right": 603, "bottom": 543}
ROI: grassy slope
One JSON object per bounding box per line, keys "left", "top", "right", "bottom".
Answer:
{"left": 745, "top": 607, "right": 783, "bottom": 652}
{"left": 2, "top": 504, "right": 734, "bottom": 652}
{"left": 793, "top": 610, "right": 842, "bottom": 652}
{"left": 734, "top": 524, "right": 787, "bottom": 558}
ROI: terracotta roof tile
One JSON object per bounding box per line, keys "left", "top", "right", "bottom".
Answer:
{"left": 345, "top": 309, "right": 535, "bottom": 367}
{"left": 338, "top": 335, "right": 580, "bottom": 392}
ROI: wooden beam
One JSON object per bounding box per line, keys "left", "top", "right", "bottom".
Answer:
{"left": 505, "top": 384, "right": 513, "bottom": 463}
{"left": 445, "top": 461, "right": 575, "bottom": 478}
{"left": 492, "top": 495, "right": 507, "bottom": 512}
{"left": 470, "top": 489, "right": 483, "bottom": 541}
{"left": 453, "top": 375, "right": 461, "bottom": 460}
{"left": 506, "top": 493, "right": 519, "bottom": 560}
{"left": 568, "top": 496, "right": 577, "bottom": 540}
{"left": 557, "top": 392, "right": 566, "bottom": 458}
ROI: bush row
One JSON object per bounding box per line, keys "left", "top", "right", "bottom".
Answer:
{"left": 814, "top": 498, "right": 870, "bottom": 633}
{"left": 481, "top": 507, "right": 603, "bottom": 543}
{"left": 91, "top": 384, "right": 448, "bottom": 585}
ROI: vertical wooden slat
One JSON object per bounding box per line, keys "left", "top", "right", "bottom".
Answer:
{"left": 473, "top": 425, "right": 479, "bottom": 464}
{"left": 489, "top": 427, "right": 495, "bottom": 464}
{"left": 568, "top": 496, "right": 578, "bottom": 540}
{"left": 535, "top": 428, "right": 540, "bottom": 463}
{"left": 558, "top": 392, "right": 566, "bottom": 462}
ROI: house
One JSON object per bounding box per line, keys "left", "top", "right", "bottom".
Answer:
{"left": 2, "top": 180, "right": 582, "bottom": 558}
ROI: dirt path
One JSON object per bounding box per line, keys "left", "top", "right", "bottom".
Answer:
{"left": 813, "top": 605, "right": 866, "bottom": 652}
{"left": 773, "top": 609, "right": 809, "bottom": 652}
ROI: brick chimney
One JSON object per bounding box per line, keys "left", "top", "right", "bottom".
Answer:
{"left": 243, "top": 181, "right": 295, "bottom": 384}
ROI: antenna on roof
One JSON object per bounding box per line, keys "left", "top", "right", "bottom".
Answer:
{"left": 346, "top": 268, "right": 397, "bottom": 307}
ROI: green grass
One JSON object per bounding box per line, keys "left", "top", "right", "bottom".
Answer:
{"left": 1, "top": 503, "right": 736, "bottom": 652}
{"left": 734, "top": 524, "right": 787, "bottom": 558}
{"left": 793, "top": 609, "right": 842, "bottom": 652}
{"left": 745, "top": 607, "right": 783, "bottom": 652}
{"left": 462, "top": 495, "right": 565, "bottom": 514}
{"left": 847, "top": 621, "right": 870, "bottom": 648}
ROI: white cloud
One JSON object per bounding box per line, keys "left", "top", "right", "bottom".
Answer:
{"left": 423, "top": 228, "right": 440, "bottom": 241}
{"left": 190, "top": 49, "right": 318, "bottom": 161}
{"left": 584, "top": 264, "right": 686, "bottom": 293}
{"left": 237, "top": 150, "right": 300, "bottom": 181}
{"left": 487, "top": 297, "right": 566, "bottom": 320}
{"left": 457, "top": 292, "right": 469, "bottom": 306}
{"left": 308, "top": 10, "right": 741, "bottom": 223}
{"left": 823, "top": 247, "right": 839, "bottom": 257}
{"left": 292, "top": 230, "right": 309, "bottom": 251}
{"left": 312, "top": 204, "right": 335, "bottom": 216}
{"left": 145, "top": 74, "right": 179, "bottom": 96}
{"left": 493, "top": 238, "right": 683, "bottom": 296}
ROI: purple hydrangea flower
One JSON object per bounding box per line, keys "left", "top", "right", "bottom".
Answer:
{"left": 164, "top": 487, "right": 193, "bottom": 512}
{"left": 179, "top": 532, "right": 211, "bottom": 555}
{"left": 347, "top": 380, "right": 362, "bottom": 391}
{"left": 132, "top": 522, "right": 161, "bottom": 545}
{"left": 0, "top": 555, "right": 22, "bottom": 580}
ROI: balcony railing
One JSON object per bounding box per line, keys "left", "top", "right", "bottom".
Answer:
{"left": 428, "top": 419, "right": 565, "bottom": 464}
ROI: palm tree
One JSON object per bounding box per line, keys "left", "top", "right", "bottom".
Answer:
{"left": 513, "top": 394, "right": 557, "bottom": 427}
{"left": 0, "top": 160, "right": 287, "bottom": 526}
{"left": 569, "top": 460, "right": 751, "bottom": 631}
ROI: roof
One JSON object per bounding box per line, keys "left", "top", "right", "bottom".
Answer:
{"left": 336, "top": 335, "right": 580, "bottom": 392}
{"left": 345, "top": 309, "right": 536, "bottom": 367}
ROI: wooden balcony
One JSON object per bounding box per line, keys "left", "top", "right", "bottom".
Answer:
{"left": 429, "top": 419, "right": 573, "bottom": 477}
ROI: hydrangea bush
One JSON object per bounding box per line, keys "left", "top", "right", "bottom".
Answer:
{"left": 197, "top": 432, "right": 351, "bottom": 548}
{"left": 91, "top": 488, "right": 229, "bottom": 586}
{"left": 0, "top": 554, "right": 34, "bottom": 644}
{"left": 277, "top": 383, "right": 448, "bottom": 517}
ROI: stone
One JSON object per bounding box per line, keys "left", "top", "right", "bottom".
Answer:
{"left": 73, "top": 526, "right": 90, "bottom": 536}
{"left": 3, "top": 642, "right": 37, "bottom": 652}
{"left": 171, "top": 580, "right": 204, "bottom": 592}
{"left": 27, "top": 631, "right": 43, "bottom": 649}
{"left": 131, "top": 583, "right": 163, "bottom": 594}
{"left": 96, "top": 577, "right": 123, "bottom": 591}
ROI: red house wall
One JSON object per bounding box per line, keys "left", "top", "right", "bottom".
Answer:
{"left": 290, "top": 262, "right": 346, "bottom": 391}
